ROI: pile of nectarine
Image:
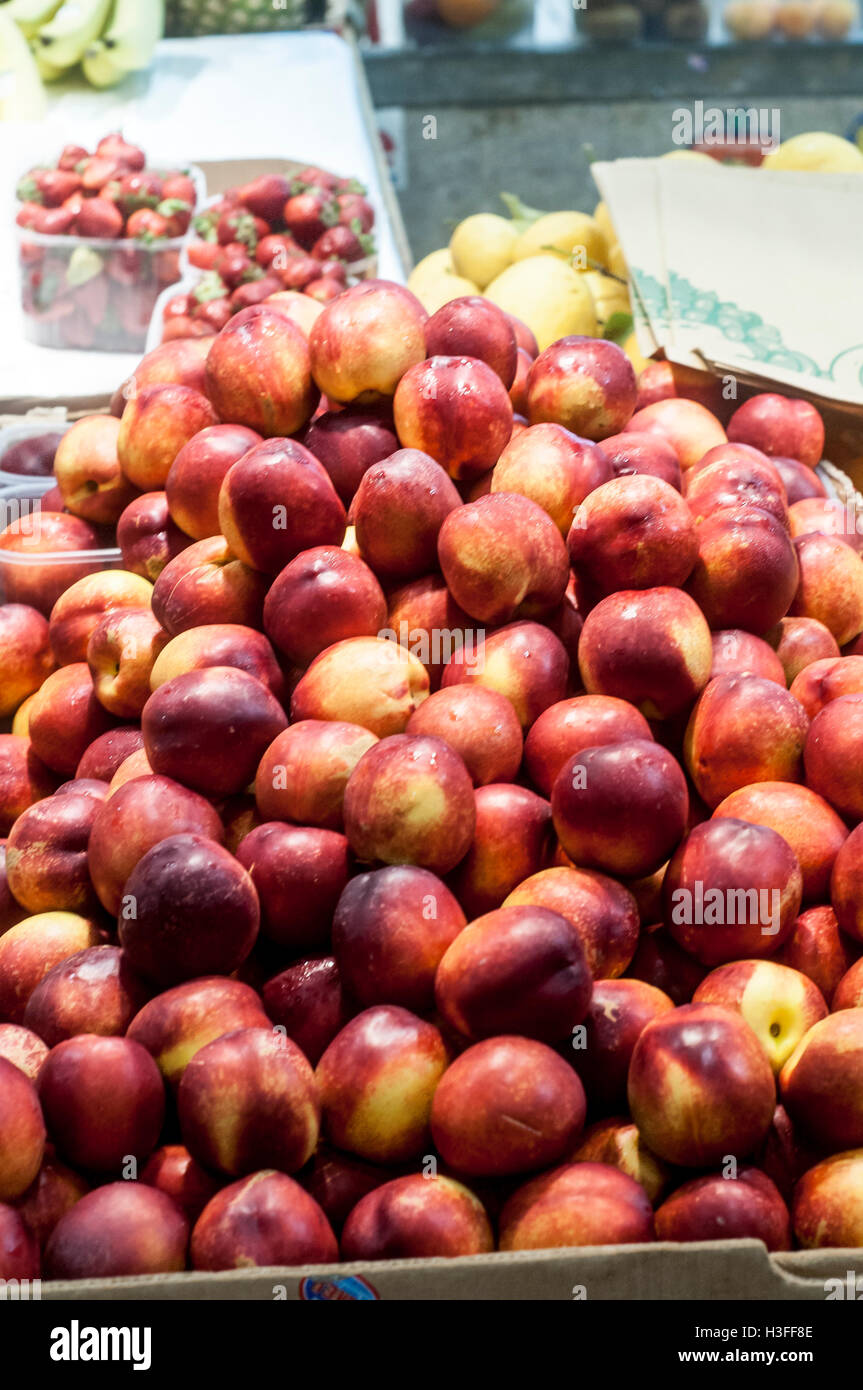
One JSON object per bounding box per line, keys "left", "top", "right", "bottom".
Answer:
{"left": 3, "top": 279, "right": 863, "bottom": 1281}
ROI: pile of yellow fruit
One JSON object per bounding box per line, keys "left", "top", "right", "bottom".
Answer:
{"left": 407, "top": 200, "right": 632, "bottom": 355}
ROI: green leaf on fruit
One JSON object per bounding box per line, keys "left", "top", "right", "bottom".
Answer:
{"left": 192, "top": 272, "right": 229, "bottom": 304}
{"left": 320, "top": 202, "right": 340, "bottom": 228}
{"left": 603, "top": 311, "right": 634, "bottom": 345}
{"left": 65, "top": 246, "right": 104, "bottom": 287}
{"left": 16, "top": 177, "right": 42, "bottom": 204}
{"left": 499, "top": 191, "right": 547, "bottom": 233}
{"left": 240, "top": 264, "right": 265, "bottom": 285}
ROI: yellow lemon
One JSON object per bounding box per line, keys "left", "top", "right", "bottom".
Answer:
{"left": 512, "top": 210, "right": 607, "bottom": 268}
{"left": 412, "top": 270, "right": 480, "bottom": 314}
{"left": 484, "top": 255, "right": 597, "bottom": 351}
{"left": 762, "top": 131, "right": 863, "bottom": 172}
{"left": 583, "top": 269, "right": 631, "bottom": 332}
{"left": 407, "top": 247, "right": 454, "bottom": 296}
{"left": 450, "top": 213, "right": 518, "bottom": 289}
{"left": 607, "top": 241, "right": 628, "bottom": 279}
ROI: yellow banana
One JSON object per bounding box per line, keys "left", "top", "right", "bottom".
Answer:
{"left": 81, "top": 36, "right": 124, "bottom": 87}
{"left": 98, "top": 0, "right": 163, "bottom": 71}
{"left": 2, "top": 0, "right": 64, "bottom": 40}
{"left": 0, "top": 12, "right": 45, "bottom": 117}
{"left": 35, "top": 0, "right": 112, "bottom": 70}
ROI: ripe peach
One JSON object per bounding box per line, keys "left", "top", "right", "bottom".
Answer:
{"left": 628, "top": 1004, "right": 776, "bottom": 1166}
{"left": 317, "top": 1006, "right": 448, "bottom": 1163}
{"left": 777, "top": 905, "right": 859, "bottom": 1002}
{"left": 0, "top": 513, "right": 100, "bottom": 616}
{"left": 693, "top": 959, "right": 827, "bottom": 1072}
{"left": 333, "top": 866, "right": 465, "bottom": 1011}
{"left": 127, "top": 976, "right": 269, "bottom": 1088}
{"left": 425, "top": 296, "right": 517, "bottom": 388}
{"left": 149, "top": 623, "right": 284, "bottom": 700}
{"left": 0, "top": 1057, "right": 45, "bottom": 1200}
{"left": 179, "top": 1026, "right": 319, "bottom": 1176}
{"left": 523, "top": 695, "right": 652, "bottom": 796}
{"left": 791, "top": 654, "right": 863, "bottom": 719}
{"left": 45, "top": 1182, "right": 188, "bottom": 1279}
{"left": 263, "top": 545, "right": 386, "bottom": 666}
{"left": 578, "top": 587, "right": 712, "bottom": 719}
{"left": 114, "top": 335, "right": 212, "bottom": 411}
{"left": 386, "top": 574, "right": 479, "bottom": 692}
{"left": 140, "top": 1144, "right": 222, "bottom": 1223}
{"left": 574, "top": 978, "right": 675, "bottom": 1111}
{"left": 0, "top": 605, "right": 53, "bottom": 719}
{"left": 570, "top": 1118, "right": 671, "bottom": 1205}
{"left": 805, "top": 693, "right": 863, "bottom": 821}
{"left": 118, "top": 383, "right": 218, "bottom": 491}
{"left": 48, "top": 570, "right": 154, "bottom": 668}
{"left": 165, "top": 424, "right": 261, "bottom": 540}
{"left": 206, "top": 306, "right": 318, "bottom": 435}
{"left": 309, "top": 279, "right": 427, "bottom": 405}
{"left": 151, "top": 536, "right": 268, "bottom": 636}
{"left": 352, "top": 449, "right": 461, "bottom": 581}
{"left": 490, "top": 423, "right": 612, "bottom": 534}
{"left": 191, "top": 1170, "right": 336, "bottom": 1270}
{"left": 431, "top": 1035, "right": 585, "bottom": 1177}
{"left": 684, "top": 443, "right": 789, "bottom": 528}
{"left": 116, "top": 491, "right": 190, "bottom": 582}
{"left": 570, "top": 474, "right": 697, "bottom": 600}
{"left": 781, "top": 1010, "right": 863, "bottom": 1150}
{"left": 300, "top": 1143, "right": 391, "bottom": 1233}
{"left": 505, "top": 866, "right": 640, "bottom": 979}
{"left": 552, "top": 739, "right": 689, "bottom": 878}
{"left": 218, "top": 438, "right": 346, "bottom": 575}
{"left": 789, "top": 496, "right": 863, "bottom": 556}
{"left": 255, "top": 720, "right": 377, "bottom": 829}
{"left": 710, "top": 629, "right": 786, "bottom": 684}
{"left": 143, "top": 666, "right": 286, "bottom": 798}
{"left": 438, "top": 493, "right": 569, "bottom": 626}
{"left": 0, "top": 912, "right": 100, "bottom": 1024}
{"left": 684, "top": 674, "right": 809, "bottom": 808}
{"left": 790, "top": 533, "right": 863, "bottom": 645}
{"left": 343, "top": 733, "right": 475, "bottom": 875}
{"left": 0, "top": 737, "right": 55, "bottom": 835}
{"left": 394, "top": 355, "right": 514, "bottom": 482}
{"left": 600, "top": 430, "right": 682, "bottom": 490}
{"left": 830, "top": 823, "right": 863, "bottom": 942}
{"left": 664, "top": 818, "right": 802, "bottom": 965}
{"left": 5, "top": 789, "right": 102, "bottom": 915}
{"left": 341, "top": 1173, "right": 493, "bottom": 1260}
{"left": 0, "top": 1023, "right": 48, "bottom": 1081}
{"left": 655, "top": 1167, "right": 790, "bottom": 1249}
{"left": 713, "top": 782, "right": 847, "bottom": 902}
{"left": 86, "top": 607, "right": 167, "bottom": 718}
{"left": 23, "top": 945, "right": 149, "bottom": 1048}
{"left": 302, "top": 407, "right": 399, "bottom": 505}
{"left": 688, "top": 506, "right": 799, "bottom": 633}
{"left": 76, "top": 729, "right": 142, "bottom": 783}
{"left": 38, "top": 1034, "right": 164, "bottom": 1173}
{"left": 53, "top": 414, "right": 136, "bottom": 526}
{"left": 107, "top": 748, "right": 152, "bottom": 792}
{"left": 27, "top": 665, "right": 115, "bottom": 776}
{"left": 500, "top": 1161, "right": 654, "bottom": 1250}
{"left": 526, "top": 336, "right": 636, "bottom": 440}
{"left": 624, "top": 398, "right": 727, "bottom": 470}
{"left": 442, "top": 620, "right": 568, "bottom": 729}
{"left": 833, "top": 958, "right": 863, "bottom": 1009}
{"left": 235, "top": 823, "right": 347, "bottom": 951}
{"left": 727, "top": 393, "right": 824, "bottom": 467}
{"left": 12, "top": 1147, "right": 88, "bottom": 1248}
{"left": 771, "top": 454, "right": 827, "bottom": 505}
{"left": 262, "top": 956, "right": 351, "bottom": 1066}
{"left": 435, "top": 903, "right": 591, "bottom": 1043}
{"left": 635, "top": 360, "right": 724, "bottom": 415}
{"left": 291, "top": 636, "right": 429, "bottom": 737}
{"left": 120, "top": 833, "right": 259, "bottom": 986}
{"left": 793, "top": 1150, "right": 863, "bottom": 1249}
{"left": 451, "top": 784, "right": 552, "bottom": 916}
{"left": 405, "top": 686, "right": 522, "bottom": 787}
{"left": 87, "top": 773, "right": 224, "bottom": 915}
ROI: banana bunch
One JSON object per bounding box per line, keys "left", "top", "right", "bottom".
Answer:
{"left": 0, "top": 9, "right": 46, "bottom": 118}
{"left": 1, "top": 0, "right": 165, "bottom": 87}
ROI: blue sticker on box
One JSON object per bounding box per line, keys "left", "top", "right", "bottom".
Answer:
{"left": 299, "top": 1275, "right": 379, "bottom": 1301}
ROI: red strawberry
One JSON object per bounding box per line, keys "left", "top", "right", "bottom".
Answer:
{"left": 117, "top": 171, "right": 163, "bottom": 213}
{"left": 293, "top": 166, "right": 339, "bottom": 193}
{"left": 16, "top": 201, "right": 46, "bottom": 229}
{"left": 277, "top": 255, "right": 320, "bottom": 290}
{"left": 161, "top": 173, "right": 197, "bottom": 206}
{"left": 32, "top": 206, "right": 76, "bottom": 236}
{"left": 283, "top": 191, "right": 338, "bottom": 249}
{"left": 255, "top": 233, "right": 301, "bottom": 269}
{"left": 163, "top": 292, "right": 195, "bottom": 321}
{"left": 158, "top": 199, "right": 193, "bottom": 237}
{"left": 304, "top": 276, "right": 344, "bottom": 303}
{"left": 214, "top": 243, "right": 254, "bottom": 288}
{"left": 58, "top": 144, "right": 90, "bottom": 172}
{"left": 36, "top": 170, "right": 82, "bottom": 207}
{"left": 187, "top": 239, "right": 222, "bottom": 271}
{"left": 75, "top": 198, "right": 124, "bottom": 238}
{"left": 192, "top": 298, "right": 234, "bottom": 332}
{"left": 237, "top": 174, "right": 291, "bottom": 224}
{"left": 125, "top": 208, "right": 170, "bottom": 241}
{"left": 62, "top": 192, "right": 87, "bottom": 219}
{"left": 229, "top": 274, "right": 283, "bottom": 310}
{"left": 163, "top": 316, "right": 215, "bottom": 342}
{"left": 106, "top": 247, "right": 143, "bottom": 284}
{"left": 96, "top": 134, "right": 146, "bottom": 171}
{"left": 336, "top": 193, "right": 374, "bottom": 232}
{"left": 311, "top": 224, "right": 372, "bottom": 264}
{"left": 315, "top": 258, "right": 348, "bottom": 284}
{"left": 216, "top": 209, "right": 269, "bottom": 249}
{"left": 80, "top": 157, "right": 124, "bottom": 192}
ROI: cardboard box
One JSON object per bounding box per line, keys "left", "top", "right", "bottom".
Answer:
{"left": 36, "top": 1242, "right": 863, "bottom": 1301}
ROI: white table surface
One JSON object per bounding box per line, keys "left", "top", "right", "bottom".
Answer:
{"left": 0, "top": 31, "right": 404, "bottom": 407}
